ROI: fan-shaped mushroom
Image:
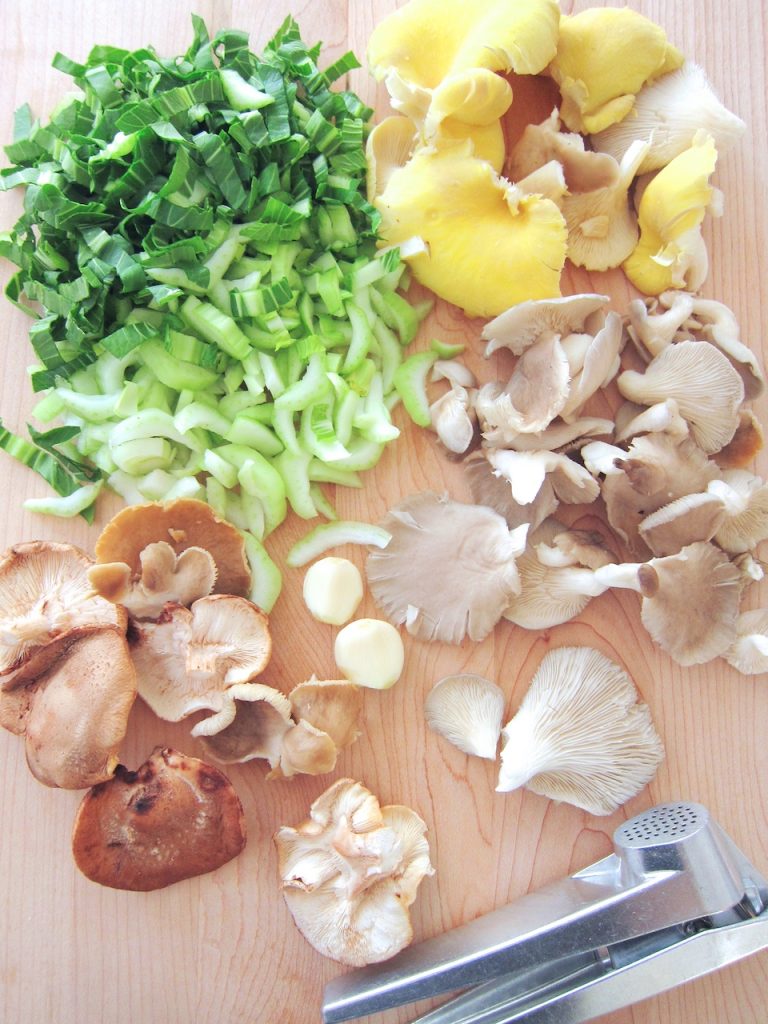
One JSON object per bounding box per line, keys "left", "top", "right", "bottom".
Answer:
{"left": 88, "top": 542, "right": 217, "bottom": 619}
{"left": 0, "top": 625, "right": 136, "bottom": 789}
{"left": 592, "top": 62, "right": 746, "bottom": 174}
{"left": 0, "top": 541, "right": 125, "bottom": 688}
{"left": 709, "top": 472, "right": 768, "bottom": 554}
{"left": 275, "top": 778, "right": 434, "bottom": 965}
{"left": 617, "top": 340, "right": 744, "bottom": 454}
{"left": 724, "top": 610, "right": 768, "bottom": 675}
{"left": 71, "top": 747, "right": 246, "bottom": 891}
{"left": 593, "top": 542, "right": 741, "bottom": 665}
{"left": 94, "top": 498, "right": 251, "bottom": 597}
{"left": 366, "top": 492, "right": 528, "bottom": 644}
{"left": 482, "top": 293, "right": 608, "bottom": 358}
{"left": 425, "top": 674, "right": 505, "bottom": 759}
{"left": 129, "top": 595, "right": 271, "bottom": 721}
{"left": 497, "top": 646, "right": 664, "bottom": 815}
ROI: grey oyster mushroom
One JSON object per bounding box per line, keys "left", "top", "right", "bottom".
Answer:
{"left": 558, "top": 312, "right": 624, "bottom": 421}
{"left": 503, "top": 520, "right": 614, "bottom": 630}
{"left": 626, "top": 292, "right": 695, "bottom": 359}
{"left": 482, "top": 293, "right": 609, "bottom": 358}
{"left": 582, "top": 434, "right": 719, "bottom": 556}
{"left": 708, "top": 471, "right": 768, "bottom": 554}
{"left": 723, "top": 610, "right": 768, "bottom": 675}
{"left": 275, "top": 779, "right": 434, "bottom": 966}
{"left": 487, "top": 449, "right": 600, "bottom": 507}
{"left": 425, "top": 673, "right": 505, "bottom": 759}
{"left": 591, "top": 62, "right": 746, "bottom": 174}
{"left": 614, "top": 399, "right": 689, "bottom": 444}
{"left": 430, "top": 385, "right": 477, "bottom": 454}
{"left": 638, "top": 491, "right": 727, "bottom": 557}
{"left": 593, "top": 542, "right": 741, "bottom": 666}
{"left": 366, "top": 492, "right": 528, "bottom": 644}
{"left": 616, "top": 340, "right": 745, "bottom": 454}
{"left": 497, "top": 646, "right": 664, "bottom": 816}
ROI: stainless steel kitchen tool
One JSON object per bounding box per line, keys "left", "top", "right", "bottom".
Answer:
{"left": 322, "top": 802, "right": 768, "bottom": 1024}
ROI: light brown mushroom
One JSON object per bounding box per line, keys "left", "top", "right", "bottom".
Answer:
{"left": 366, "top": 492, "right": 528, "bottom": 645}
{"left": 593, "top": 542, "right": 741, "bottom": 665}
{"left": 71, "top": 746, "right": 246, "bottom": 891}
{"left": 503, "top": 520, "right": 612, "bottom": 629}
{"left": 0, "top": 541, "right": 126, "bottom": 689}
{"left": 88, "top": 542, "right": 217, "bottom": 619}
{"left": 289, "top": 678, "right": 363, "bottom": 750}
{"left": 715, "top": 410, "right": 764, "bottom": 470}
{"left": 638, "top": 491, "right": 727, "bottom": 557}
{"left": 582, "top": 434, "right": 719, "bottom": 556}
{"left": 275, "top": 778, "right": 433, "bottom": 965}
{"left": 709, "top": 472, "right": 768, "bottom": 554}
{"left": 475, "top": 334, "right": 570, "bottom": 442}
{"left": 617, "top": 340, "right": 745, "bottom": 454}
{"left": 94, "top": 498, "right": 251, "bottom": 596}
{"left": 723, "top": 610, "right": 768, "bottom": 675}
{"left": 0, "top": 626, "right": 136, "bottom": 789}
{"left": 192, "top": 682, "right": 293, "bottom": 765}
{"left": 497, "top": 646, "right": 664, "bottom": 815}
{"left": 424, "top": 674, "right": 505, "bottom": 759}
{"left": 481, "top": 293, "right": 609, "bottom": 358}
{"left": 129, "top": 595, "right": 271, "bottom": 721}
{"left": 270, "top": 720, "right": 339, "bottom": 780}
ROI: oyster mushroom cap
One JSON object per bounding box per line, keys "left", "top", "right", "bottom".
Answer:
{"left": 623, "top": 133, "right": 718, "bottom": 296}
{"left": 715, "top": 410, "right": 765, "bottom": 470}
{"left": 617, "top": 340, "right": 744, "bottom": 454}
{"left": 503, "top": 520, "right": 610, "bottom": 630}
{"left": 367, "top": 0, "right": 560, "bottom": 89}
{"left": 271, "top": 720, "right": 339, "bottom": 780}
{"left": 709, "top": 472, "right": 768, "bottom": 554}
{"left": 497, "top": 646, "right": 664, "bottom": 815}
{"left": 487, "top": 449, "right": 600, "bottom": 506}
{"left": 275, "top": 779, "right": 433, "bottom": 966}
{"left": 366, "top": 492, "right": 528, "bottom": 645}
{"left": 548, "top": 7, "right": 683, "bottom": 135}
{"left": 425, "top": 674, "right": 505, "bottom": 759}
{"left": 466, "top": 453, "right": 559, "bottom": 533}
{"left": 0, "top": 541, "right": 126, "bottom": 688}
{"left": 374, "top": 140, "right": 567, "bottom": 319}
{"left": 626, "top": 292, "right": 696, "bottom": 360}
{"left": 591, "top": 62, "right": 746, "bottom": 175}
{"left": 94, "top": 498, "right": 251, "bottom": 597}
{"left": 724, "top": 610, "right": 768, "bottom": 675}
{"left": 684, "top": 295, "right": 766, "bottom": 401}
{"left": 71, "top": 747, "right": 246, "bottom": 891}
{"left": 594, "top": 542, "right": 741, "bottom": 666}
{"left": 559, "top": 312, "right": 624, "bottom": 421}
{"left": 430, "top": 385, "right": 477, "bottom": 454}
{"left": 191, "top": 682, "right": 293, "bottom": 766}
{"left": 614, "top": 399, "right": 690, "bottom": 445}
{"left": 129, "top": 595, "right": 271, "bottom": 721}
{"left": 88, "top": 542, "right": 217, "bottom": 619}
{"left": 584, "top": 434, "right": 719, "bottom": 556}
{"left": 0, "top": 626, "right": 136, "bottom": 789}
{"left": 482, "top": 293, "right": 609, "bottom": 358}
{"left": 289, "top": 678, "right": 363, "bottom": 750}
{"left": 638, "top": 492, "right": 727, "bottom": 557}
{"left": 483, "top": 333, "right": 571, "bottom": 439}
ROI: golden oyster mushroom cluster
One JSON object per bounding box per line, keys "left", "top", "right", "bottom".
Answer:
{"left": 366, "top": 0, "right": 745, "bottom": 312}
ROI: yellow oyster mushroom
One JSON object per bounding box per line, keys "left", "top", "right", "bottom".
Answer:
{"left": 623, "top": 133, "right": 718, "bottom": 296}
{"left": 549, "top": 8, "right": 684, "bottom": 135}
{"left": 368, "top": 0, "right": 560, "bottom": 90}
{"left": 375, "top": 141, "right": 567, "bottom": 318}
{"left": 381, "top": 67, "right": 512, "bottom": 174}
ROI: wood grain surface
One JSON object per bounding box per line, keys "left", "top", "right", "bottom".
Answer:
{"left": 1, "top": 2, "right": 766, "bottom": 1023}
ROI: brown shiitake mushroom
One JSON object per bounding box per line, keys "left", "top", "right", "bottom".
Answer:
{"left": 71, "top": 747, "right": 246, "bottom": 891}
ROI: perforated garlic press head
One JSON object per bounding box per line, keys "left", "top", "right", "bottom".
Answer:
{"left": 322, "top": 801, "right": 768, "bottom": 1024}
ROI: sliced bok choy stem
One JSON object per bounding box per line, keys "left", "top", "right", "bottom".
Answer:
{"left": 287, "top": 520, "right": 392, "bottom": 567}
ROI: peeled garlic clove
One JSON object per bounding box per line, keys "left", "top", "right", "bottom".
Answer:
{"left": 334, "top": 619, "right": 405, "bottom": 689}
{"left": 303, "top": 557, "right": 364, "bottom": 626}
{"left": 425, "top": 674, "right": 505, "bottom": 759}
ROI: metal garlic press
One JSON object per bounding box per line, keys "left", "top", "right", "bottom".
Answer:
{"left": 322, "top": 802, "right": 768, "bottom": 1023}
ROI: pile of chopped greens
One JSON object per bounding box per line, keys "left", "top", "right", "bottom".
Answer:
{"left": 0, "top": 15, "right": 430, "bottom": 607}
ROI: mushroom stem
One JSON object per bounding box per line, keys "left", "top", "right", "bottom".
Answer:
{"left": 496, "top": 710, "right": 555, "bottom": 792}
{"left": 2, "top": 609, "right": 53, "bottom": 645}
{"left": 593, "top": 562, "right": 659, "bottom": 597}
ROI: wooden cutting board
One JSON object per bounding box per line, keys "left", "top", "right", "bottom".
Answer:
{"left": 1, "top": 2, "right": 766, "bottom": 1022}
